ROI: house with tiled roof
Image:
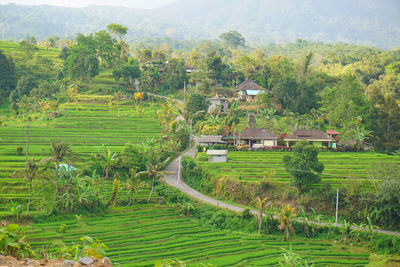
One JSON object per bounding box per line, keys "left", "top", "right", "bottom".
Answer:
{"left": 239, "top": 128, "right": 278, "bottom": 147}
{"left": 235, "top": 80, "right": 264, "bottom": 102}
{"left": 199, "top": 135, "right": 226, "bottom": 146}
{"left": 284, "top": 130, "right": 336, "bottom": 148}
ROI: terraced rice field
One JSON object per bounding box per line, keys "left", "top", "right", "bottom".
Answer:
{"left": 0, "top": 41, "right": 61, "bottom": 60}
{"left": 26, "top": 204, "right": 371, "bottom": 266}
{"left": 0, "top": 102, "right": 162, "bottom": 215}
{"left": 196, "top": 151, "right": 400, "bottom": 187}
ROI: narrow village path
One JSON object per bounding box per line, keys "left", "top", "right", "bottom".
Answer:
{"left": 149, "top": 93, "right": 400, "bottom": 237}
{"left": 147, "top": 92, "right": 184, "bottom": 105}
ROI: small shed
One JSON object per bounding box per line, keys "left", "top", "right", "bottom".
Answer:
{"left": 206, "top": 150, "right": 228, "bottom": 163}
{"left": 199, "top": 135, "right": 226, "bottom": 146}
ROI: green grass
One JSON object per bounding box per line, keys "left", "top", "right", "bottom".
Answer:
{"left": 25, "top": 204, "right": 372, "bottom": 266}
{"left": 196, "top": 151, "right": 400, "bottom": 188}
{"left": 0, "top": 41, "right": 61, "bottom": 60}
{"left": 0, "top": 101, "right": 162, "bottom": 213}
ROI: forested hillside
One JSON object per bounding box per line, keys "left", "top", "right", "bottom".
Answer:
{"left": 0, "top": 0, "right": 399, "bottom": 48}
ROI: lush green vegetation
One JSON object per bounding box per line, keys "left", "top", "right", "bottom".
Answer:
{"left": 196, "top": 151, "right": 400, "bottom": 187}
{"left": 0, "top": 101, "right": 162, "bottom": 216}
{"left": 25, "top": 204, "right": 373, "bottom": 266}
{"left": 0, "top": 18, "right": 399, "bottom": 265}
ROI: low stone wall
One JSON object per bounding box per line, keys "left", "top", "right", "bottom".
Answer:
{"left": 0, "top": 255, "right": 112, "bottom": 267}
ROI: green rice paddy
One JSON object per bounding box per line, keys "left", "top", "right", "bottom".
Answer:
{"left": 0, "top": 101, "right": 162, "bottom": 215}
{"left": 196, "top": 151, "right": 400, "bottom": 187}
{"left": 26, "top": 204, "right": 371, "bottom": 266}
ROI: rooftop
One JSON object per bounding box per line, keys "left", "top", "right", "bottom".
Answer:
{"left": 207, "top": 150, "right": 228, "bottom": 156}
{"left": 240, "top": 128, "right": 277, "bottom": 140}
{"left": 326, "top": 130, "right": 340, "bottom": 135}
{"left": 199, "top": 135, "right": 225, "bottom": 143}
{"left": 235, "top": 80, "right": 264, "bottom": 91}
{"left": 285, "top": 130, "right": 334, "bottom": 141}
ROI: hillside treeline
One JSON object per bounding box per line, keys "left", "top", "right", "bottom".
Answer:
{"left": 0, "top": 27, "right": 399, "bottom": 151}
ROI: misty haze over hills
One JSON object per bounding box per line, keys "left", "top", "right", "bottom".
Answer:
{"left": 0, "top": 0, "right": 399, "bottom": 48}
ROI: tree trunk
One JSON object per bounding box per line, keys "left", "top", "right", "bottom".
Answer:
{"left": 105, "top": 166, "right": 109, "bottom": 179}
{"left": 147, "top": 175, "right": 155, "bottom": 201}
{"left": 387, "top": 118, "right": 390, "bottom": 145}
{"left": 26, "top": 177, "right": 32, "bottom": 217}
{"left": 284, "top": 227, "right": 289, "bottom": 241}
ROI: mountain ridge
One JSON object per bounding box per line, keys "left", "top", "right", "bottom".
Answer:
{"left": 0, "top": 1, "right": 399, "bottom": 49}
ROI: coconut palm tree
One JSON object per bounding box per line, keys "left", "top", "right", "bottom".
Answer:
{"left": 125, "top": 168, "right": 146, "bottom": 206}
{"left": 100, "top": 148, "right": 118, "bottom": 179}
{"left": 136, "top": 162, "right": 170, "bottom": 201}
{"left": 41, "top": 141, "right": 78, "bottom": 182}
{"left": 17, "top": 95, "right": 33, "bottom": 120}
{"left": 256, "top": 196, "right": 269, "bottom": 234}
{"left": 278, "top": 204, "right": 297, "bottom": 241}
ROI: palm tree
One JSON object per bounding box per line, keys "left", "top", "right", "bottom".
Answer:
{"left": 26, "top": 158, "right": 38, "bottom": 217}
{"left": 278, "top": 204, "right": 297, "bottom": 241}
{"left": 136, "top": 105, "right": 143, "bottom": 118}
{"left": 42, "top": 141, "right": 77, "bottom": 182}
{"left": 100, "top": 148, "right": 117, "bottom": 179}
{"left": 125, "top": 168, "right": 146, "bottom": 206}
{"left": 107, "top": 172, "right": 120, "bottom": 206}
{"left": 136, "top": 162, "right": 170, "bottom": 201}
{"left": 18, "top": 95, "right": 33, "bottom": 120}
{"left": 179, "top": 201, "right": 195, "bottom": 216}
{"left": 256, "top": 197, "right": 269, "bottom": 234}
{"left": 340, "top": 219, "right": 351, "bottom": 242}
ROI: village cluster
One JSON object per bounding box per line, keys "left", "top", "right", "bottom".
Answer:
{"left": 200, "top": 80, "right": 341, "bottom": 162}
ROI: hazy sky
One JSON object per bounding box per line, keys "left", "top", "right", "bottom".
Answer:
{"left": 0, "top": 0, "right": 178, "bottom": 9}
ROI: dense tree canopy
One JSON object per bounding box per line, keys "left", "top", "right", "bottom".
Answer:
{"left": 0, "top": 49, "right": 16, "bottom": 100}
{"left": 283, "top": 142, "right": 324, "bottom": 191}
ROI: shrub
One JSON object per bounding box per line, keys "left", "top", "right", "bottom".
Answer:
{"left": 57, "top": 236, "right": 107, "bottom": 261}
{"left": 16, "top": 146, "right": 23, "bottom": 156}
{"left": 57, "top": 224, "right": 67, "bottom": 234}
{"left": 181, "top": 157, "right": 213, "bottom": 193}
{"left": 0, "top": 224, "right": 36, "bottom": 259}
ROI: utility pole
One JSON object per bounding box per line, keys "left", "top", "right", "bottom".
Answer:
{"left": 335, "top": 189, "right": 339, "bottom": 226}
{"left": 2, "top": 23, "right": 4, "bottom": 41}
{"left": 25, "top": 126, "right": 29, "bottom": 179}
{"left": 189, "top": 119, "right": 193, "bottom": 146}
{"left": 176, "top": 156, "right": 181, "bottom": 188}
{"left": 184, "top": 81, "right": 186, "bottom": 103}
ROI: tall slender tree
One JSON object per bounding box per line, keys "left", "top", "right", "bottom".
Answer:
{"left": 136, "top": 162, "right": 170, "bottom": 201}
{"left": 256, "top": 197, "right": 269, "bottom": 234}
